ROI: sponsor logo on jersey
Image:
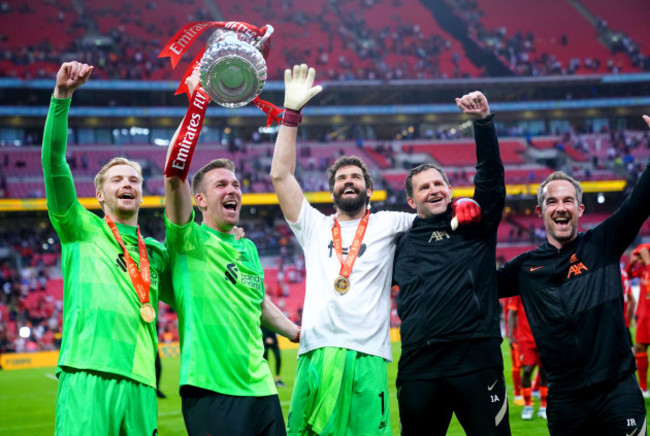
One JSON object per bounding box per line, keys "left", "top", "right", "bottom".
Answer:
{"left": 428, "top": 230, "right": 450, "bottom": 243}
{"left": 225, "top": 263, "right": 238, "bottom": 284}
{"left": 567, "top": 253, "right": 589, "bottom": 278}
{"left": 224, "top": 262, "right": 263, "bottom": 291}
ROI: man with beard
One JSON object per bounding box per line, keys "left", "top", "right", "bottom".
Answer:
{"left": 163, "top": 76, "right": 300, "bottom": 436}
{"left": 43, "top": 62, "right": 170, "bottom": 435}
{"left": 270, "top": 64, "right": 481, "bottom": 435}
{"left": 393, "top": 92, "right": 510, "bottom": 436}
{"left": 498, "top": 116, "right": 650, "bottom": 436}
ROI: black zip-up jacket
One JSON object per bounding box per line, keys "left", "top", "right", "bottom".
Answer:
{"left": 393, "top": 117, "right": 505, "bottom": 377}
{"left": 498, "top": 159, "right": 650, "bottom": 392}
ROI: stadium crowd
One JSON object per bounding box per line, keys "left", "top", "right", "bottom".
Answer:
{"left": 2, "top": 0, "right": 649, "bottom": 81}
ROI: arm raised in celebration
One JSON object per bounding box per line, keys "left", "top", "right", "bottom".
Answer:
{"left": 269, "top": 64, "right": 322, "bottom": 223}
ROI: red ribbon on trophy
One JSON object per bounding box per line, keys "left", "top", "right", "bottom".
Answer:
{"left": 159, "top": 21, "right": 283, "bottom": 181}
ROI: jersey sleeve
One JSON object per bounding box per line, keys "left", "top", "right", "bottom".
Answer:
{"left": 595, "top": 158, "right": 650, "bottom": 257}
{"left": 148, "top": 238, "right": 173, "bottom": 307}
{"left": 42, "top": 96, "right": 78, "bottom": 216}
{"left": 164, "top": 209, "right": 202, "bottom": 254}
{"left": 48, "top": 199, "right": 94, "bottom": 243}
{"left": 497, "top": 254, "right": 525, "bottom": 298}
{"left": 288, "top": 198, "right": 324, "bottom": 248}
{"left": 472, "top": 117, "right": 506, "bottom": 233}
{"left": 385, "top": 210, "right": 417, "bottom": 234}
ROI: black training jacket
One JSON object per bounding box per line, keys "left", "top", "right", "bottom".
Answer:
{"left": 394, "top": 117, "right": 505, "bottom": 360}
{"left": 498, "top": 159, "right": 650, "bottom": 392}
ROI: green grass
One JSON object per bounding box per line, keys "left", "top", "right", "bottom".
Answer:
{"left": 1, "top": 342, "right": 648, "bottom": 434}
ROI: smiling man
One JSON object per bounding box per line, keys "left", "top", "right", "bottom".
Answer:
{"left": 163, "top": 77, "right": 299, "bottom": 436}
{"left": 272, "top": 65, "right": 483, "bottom": 435}
{"left": 43, "top": 62, "right": 170, "bottom": 436}
{"left": 497, "top": 115, "right": 650, "bottom": 436}
{"left": 393, "top": 91, "right": 510, "bottom": 436}
{"left": 270, "top": 64, "right": 421, "bottom": 436}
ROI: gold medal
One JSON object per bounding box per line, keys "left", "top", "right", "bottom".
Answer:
{"left": 140, "top": 303, "right": 156, "bottom": 323}
{"left": 334, "top": 275, "right": 350, "bottom": 295}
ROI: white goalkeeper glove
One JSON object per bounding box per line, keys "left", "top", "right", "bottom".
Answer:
{"left": 284, "top": 64, "right": 322, "bottom": 111}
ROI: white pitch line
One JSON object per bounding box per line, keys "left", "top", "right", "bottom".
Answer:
{"left": 45, "top": 373, "right": 58, "bottom": 381}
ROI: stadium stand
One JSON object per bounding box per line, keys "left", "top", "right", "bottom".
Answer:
{"left": 3, "top": 125, "right": 648, "bottom": 198}
{"left": 1, "top": 0, "right": 648, "bottom": 80}
{"left": 449, "top": 0, "right": 640, "bottom": 75}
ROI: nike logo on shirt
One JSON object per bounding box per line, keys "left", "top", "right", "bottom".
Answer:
{"left": 529, "top": 266, "right": 544, "bottom": 272}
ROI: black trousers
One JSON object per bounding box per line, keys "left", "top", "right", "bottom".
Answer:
{"left": 547, "top": 373, "right": 646, "bottom": 436}
{"left": 181, "top": 386, "right": 286, "bottom": 436}
{"left": 397, "top": 367, "right": 511, "bottom": 436}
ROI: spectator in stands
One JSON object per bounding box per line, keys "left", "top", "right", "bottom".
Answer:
{"left": 163, "top": 73, "right": 299, "bottom": 436}
{"left": 626, "top": 244, "right": 650, "bottom": 397}
{"left": 43, "top": 61, "right": 171, "bottom": 436}
{"left": 393, "top": 91, "right": 509, "bottom": 435}
{"left": 498, "top": 116, "right": 650, "bottom": 435}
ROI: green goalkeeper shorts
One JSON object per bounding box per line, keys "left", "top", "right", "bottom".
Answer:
{"left": 55, "top": 368, "right": 157, "bottom": 436}
{"left": 287, "top": 347, "right": 391, "bottom": 436}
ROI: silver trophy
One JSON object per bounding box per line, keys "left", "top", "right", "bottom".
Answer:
{"left": 199, "top": 25, "right": 273, "bottom": 108}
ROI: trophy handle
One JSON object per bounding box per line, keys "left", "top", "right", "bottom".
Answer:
{"left": 255, "top": 25, "right": 274, "bottom": 51}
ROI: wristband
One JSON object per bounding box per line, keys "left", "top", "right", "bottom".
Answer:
{"left": 282, "top": 109, "right": 302, "bottom": 127}
{"left": 474, "top": 113, "right": 495, "bottom": 126}
{"left": 290, "top": 329, "right": 301, "bottom": 343}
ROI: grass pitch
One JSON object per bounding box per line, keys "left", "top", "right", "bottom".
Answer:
{"left": 2, "top": 342, "right": 647, "bottom": 435}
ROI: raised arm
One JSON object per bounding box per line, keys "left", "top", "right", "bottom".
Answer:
{"left": 164, "top": 74, "right": 202, "bottom": 225}
{"left": 42, "top": 62, "right": 93, "bottom": 214}
{"left": 600, "top": 115, "right": 650, "bottom": 255}
{"left": 456, "top": 91, "right": 504, "bottom": 231}
{"left": 270, "top": 64, "right": 322, "bottom": 223}
{"left": 261, "top": 295, "right": 300, "bottom": 342}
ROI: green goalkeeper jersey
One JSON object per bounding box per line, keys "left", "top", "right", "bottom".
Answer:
{"left": 43, "top": 96, "right": 171, "bottom": 388}
{"left": 164, "top": 212, "right": 276, "bottom": 396}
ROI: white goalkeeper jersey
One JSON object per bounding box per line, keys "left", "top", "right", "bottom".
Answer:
{"left": 288, "top": 198, "right": 414, "bottom": 361}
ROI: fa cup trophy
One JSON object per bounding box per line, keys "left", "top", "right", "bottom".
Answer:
{"left": 159, "top": 21, "right": 283, "bottom": 180}
{"left": 199, "top": 25, "right": 273, "bottom": 108}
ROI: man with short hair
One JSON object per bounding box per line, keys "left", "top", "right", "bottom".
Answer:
{"left": 164, "top": 77, "right": 300, "bottom": 435}
{"left": 43, "top": 61, "right": 170, "bottom": 436}
{"left": 393, "top": 92, "right": 510, "bottom": 436}
{"left": 498, "top": 116, "right": 650, "bottom": 435}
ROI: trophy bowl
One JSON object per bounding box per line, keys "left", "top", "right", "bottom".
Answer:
{"left": 199, "top": 29, "right": 268, "bottom": 108}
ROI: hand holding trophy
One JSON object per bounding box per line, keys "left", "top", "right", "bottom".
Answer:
{"left": 159, "top": 21, "right": 283, "bottom": 180}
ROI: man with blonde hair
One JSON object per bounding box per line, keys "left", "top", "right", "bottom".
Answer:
{"left": 43, "top": 61, "right": 170, "bottom": 436}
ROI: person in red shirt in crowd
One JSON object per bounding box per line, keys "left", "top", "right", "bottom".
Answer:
{"left": 621, "top": 265, "right": 636, "bottom": 345}
{"left": 627, "top": 243, "right": 650, "bottom": 397}
{"left": 507, "top": 296, "right": 548, "bottom": 420}
{"left": 503, "top": 298, "right": 523, "bottom": 406}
